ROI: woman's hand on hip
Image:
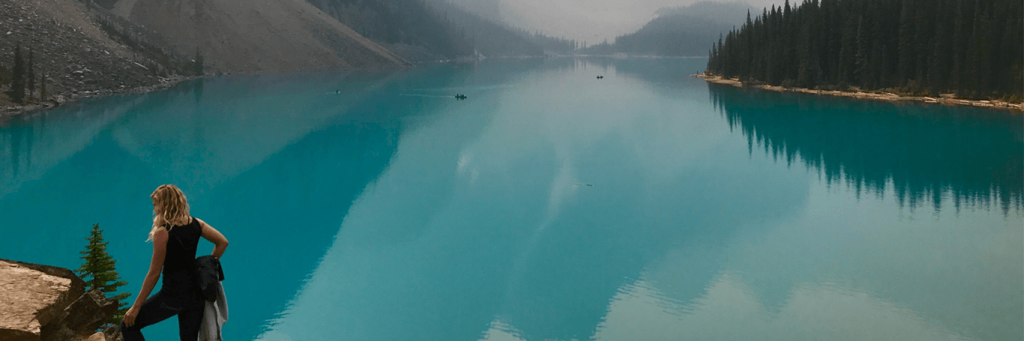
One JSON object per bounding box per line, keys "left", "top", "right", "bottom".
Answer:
{"left": 123, "top": 304, "right": 140, "bottom": 327}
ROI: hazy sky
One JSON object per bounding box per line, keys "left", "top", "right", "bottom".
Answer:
{"left": 499, "top": 0, "right": 787, "bottom": 42}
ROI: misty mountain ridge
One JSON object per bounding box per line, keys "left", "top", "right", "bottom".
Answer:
{"left": 655, "top": 1, "right": 754, "bottom": 21}
{"left": 307, "top": 0, "right": 576, "bottom": 62}
{"left": 585, "top": 1, "right": 756, "bottom": 57}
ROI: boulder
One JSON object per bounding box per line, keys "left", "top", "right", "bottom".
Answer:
{"left": 102, "top": 325, "right": 123, "bottom": 341}
{"left": 42, "top": 290, "right": 118, "bottom": 341}
{"left": 0, "top": 259, "right": 118, "bottom": 341}
{"left": 0, "top": 259, "right": 83, "bottom": 341}
{"left": 83, "top": 333, "right": 105, "bottom": 341}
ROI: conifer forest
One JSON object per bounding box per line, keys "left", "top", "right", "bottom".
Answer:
{"left": 706, "top": 0, "right": 1023, "bottom": 100}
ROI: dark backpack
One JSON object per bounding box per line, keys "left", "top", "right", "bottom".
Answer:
{"left": 195, "top": 255, "right": 224, "bottom": 302}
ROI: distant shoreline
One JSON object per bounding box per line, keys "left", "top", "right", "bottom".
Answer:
{"left": 0, "top": 75, "right": 194, "bottom": 123}
{"left": 694, "top": 73, "right": 1023, "bottom": 112}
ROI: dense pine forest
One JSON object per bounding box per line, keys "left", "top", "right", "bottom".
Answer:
{"left": 706, "top": 0, "right": 1023, "bottom": 101}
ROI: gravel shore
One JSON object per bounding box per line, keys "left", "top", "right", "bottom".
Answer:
{"left": 695, "top": 73, "right": 1023, "bottom": 112}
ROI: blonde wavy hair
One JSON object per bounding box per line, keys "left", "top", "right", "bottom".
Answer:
{"left": 148, "top": 184, "right": 191, "bottom": 241}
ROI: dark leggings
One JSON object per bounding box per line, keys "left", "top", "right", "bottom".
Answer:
{"left": 120, "top": 290, "right": 204, "bottom": 341}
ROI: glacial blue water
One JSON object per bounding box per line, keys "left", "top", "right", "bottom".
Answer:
{"left": 1, "top": 58, "right": 1021, "bottom": 341}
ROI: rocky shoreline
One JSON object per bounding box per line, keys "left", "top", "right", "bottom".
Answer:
{"left": 694, "top": 73, "right": 1024, "bottom": 112}
{"left": 0, "top": 75, "right": 192, "bottom": 121}
{"left": 0, "top": 0, "right": 409, "bottom": 123}
{"left": 0, "top": 0, "right": 198, "bottom": 123}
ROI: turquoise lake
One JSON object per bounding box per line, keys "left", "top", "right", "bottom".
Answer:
{"left": 1, "top": 58, "right": 1022, "bottom": 341}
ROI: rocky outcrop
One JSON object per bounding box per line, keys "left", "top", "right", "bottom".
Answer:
{"left": 0, "top": 259, "right": 118, "bottom": 341}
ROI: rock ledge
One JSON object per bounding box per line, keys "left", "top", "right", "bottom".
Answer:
{"left": 0, "top": 259, "right": 118, "bottom": 341}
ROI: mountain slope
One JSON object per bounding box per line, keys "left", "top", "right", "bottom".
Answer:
{"left": 306, "top": 0, "right": 474, "bottom": 61}
{"left": 0, "top": 0, "right": 194, "bottom": 113}
{"left": 307, "top": 0, "right": 559, "bottom": 62}
{"left": 587, "top": 1, "right": 754, "bottom": 57}
{"left": 114, "top": 0, "right": 407, "bottom": 72}
{"left": 431, "top": 0, "right": 543, "bottom": 58}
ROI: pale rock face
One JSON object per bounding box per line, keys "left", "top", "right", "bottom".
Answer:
{"left": 0, "top": 259, "right": 117, "bottom": 341}
{"left": 84, "top": 332, "right": 107, "bottom": 341}
{"left": 0, "top": 260, "right": 74, "bottom": 339}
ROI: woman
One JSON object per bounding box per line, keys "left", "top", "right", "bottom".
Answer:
{"left": 122, "top": 184, "right": 229, "bottom": 341}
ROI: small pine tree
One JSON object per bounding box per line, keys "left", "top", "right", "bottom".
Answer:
{"left": 75, "top": 224, "right": 131, "bottom": 326}
{"left": 193, "top": 47, "right": 204, "bottom": 76}
{"left": 40, "top": 73, "right": 47, "bottom": 101}
{"left": 10, "top": 42, "right": 24, "bottom": 104}
{"left": 26, "top": 47, "right": 34, "bottom": 102}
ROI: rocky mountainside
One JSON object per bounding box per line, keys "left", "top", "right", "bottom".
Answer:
{"left": 0, "top": 0, "right": 406, "bottom": 117}
{"left": 0, "top": 0, "right": 192, "bottom": 114}
{"left": 110, "top": 0, "right": 407, "bottom": 73}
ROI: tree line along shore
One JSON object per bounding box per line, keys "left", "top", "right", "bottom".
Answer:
{"left": 695, "top": 73, "right": 1023, "bottom": 111}
{"left": 705, "top": 0, "right": 1022, "bottom": 105}
{"left": 2, "top": 0, "right": 1020, "bottom": 118}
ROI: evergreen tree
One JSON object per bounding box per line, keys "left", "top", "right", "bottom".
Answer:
{"left": 1000, "top": 1, "right": 1023, "bottom": 100}
{"left": 10, "top": 43, "right": 24, "bottom": 104}
{"left": 949, "top": 0, "right": 968, "bottom": 92}
{"left": 854, "top": 16, "right": 871, "bottom": 86}
{"left": 912, "top": 0, "right": 935, "bottom": 83}
{"left": 40, "top": 73, "right": 47, "bottom": 101}
{"left": 836, "top": 13, "right": 857, "bottom": 85}
{"left": 896, "top": 0, "right": 915, "bottom": 81}
{"left": 930, "top": 0, "right": 951, "bottom": 91}
{"left": 75, "top": 224, "right": 131, "bottom": 325}
{"left": 26, "top": 47, "right": 34, "bottom": 102}
{"left": 964, "top": 0, "right": 987, "bottom": 96}
{"left": 193, "top": 47, "right": 204, "bottom": 76}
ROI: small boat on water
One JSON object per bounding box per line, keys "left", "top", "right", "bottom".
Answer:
{"left": 597, "top": 75, "right": 604, "bottom": 79}
{"left": 455, "top": 94, "right": 467, "bottom": 100}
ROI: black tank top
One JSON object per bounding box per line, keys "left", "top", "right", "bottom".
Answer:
{"left": 161, "top": 217, "right": 202, "bottom": 296}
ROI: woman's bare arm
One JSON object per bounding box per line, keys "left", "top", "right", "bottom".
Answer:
{"left": 124, "top": 228, "right": 168, "bottom": 326}
{"left": 197, "top": 218, "right": 228, "bottom": 259}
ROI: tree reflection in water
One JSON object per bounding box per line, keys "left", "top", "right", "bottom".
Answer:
{"left": 709, "top": 84, "right": 1023, "bottom": 214}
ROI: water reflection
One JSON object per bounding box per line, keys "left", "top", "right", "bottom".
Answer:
{"left": 258, "top": 58, "right": 1020, "bottom": 341}
{"left": 708, "top": 84, "right": 1024, "bottom": 213}
{"left": 0, "top": 96, "right": 147, "bottom": 198}
{"left": 0, "top": 64, "right": 489, "bottom": 340}
{"left": 257, "top": 58, "right": 808, "bottom": 341}
{"left": 1, "top": 58, "right": 1020, "bottom": 341}
{"left": 109, "top": 72, "right": 403, "bottom": 193}
{"left": 596, "top": 274, "right": 975, "bottom": 341}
